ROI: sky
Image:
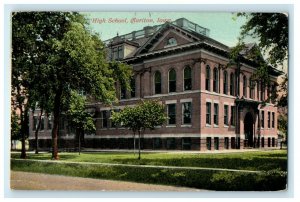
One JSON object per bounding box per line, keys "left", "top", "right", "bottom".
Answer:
{"left": 82, "top": 12, "right": 248, "bottom": 47}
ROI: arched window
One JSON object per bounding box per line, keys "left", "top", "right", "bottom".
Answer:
{"left": 230, "top": 73, "right": 234, "bottom": 96}
{"left": 166, "top": 37, "right": 177, "bottom": 46}
{"left": 223, "top": 71, "right": 228, "bottom": 94}
{"left": 169, "top": 68, "right": 176, "bottom": 93}
{"left": 243, "top": 75, "right": 247, "bottom": 97}
{"left": 154, "top": 71, "right": 161, "bottom": 94}
{"left": 184, "top": 66, "right": 192, "bottom": 91}
{"left": 250, "top": 79, "right": 255, "bottom": 99}
{"left": 205, "top": 65, "right": 210, "bottom": 91}
{"left": 213, "top": 67, "right": 219, "bottom": 93}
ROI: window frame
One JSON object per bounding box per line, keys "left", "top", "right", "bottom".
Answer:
{"left": 183, "top": 66, "right": 192, "bottom": 91}
{"left": 182, "top": 102, "right": 192, "bottom": 125}
{"left": 223, "top": 71, "right": 228, "bottom": 94}
{"left": 213, "top": 67, "right": 219, "bottom": 93}
{"left": 214, "top": 103, "right": 219, "bottom": 126}
{"left": 205, "top": 65, "right": 211, "bottom": 91}
{"left": 167, "top": 103, "right": 176, "bottom": 125}
{"left": 168, "top": 68, "right": 176, "bottom": 93}
{"left": 154, "top": 71, "right": 162, "bottom": 94}
{"left": 206, "top": 102, "right": 211, "bottom": 125}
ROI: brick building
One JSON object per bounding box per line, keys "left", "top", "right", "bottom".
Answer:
{"left": 29, "top": 18, "right": 282, "bottom": 151}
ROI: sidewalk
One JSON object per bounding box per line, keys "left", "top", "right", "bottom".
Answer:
{"left": 10, "top": 171, "right": 203, "bottom": 191}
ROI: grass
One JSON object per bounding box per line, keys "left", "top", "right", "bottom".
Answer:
{"left": 11, "top": 149, "right": 287, "bottom": 171}
{"left": 10, "top": 150, "right": 287, "bottom": 191}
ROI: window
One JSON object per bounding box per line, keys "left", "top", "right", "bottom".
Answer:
{"left": 101, "top": 111, "right": 109, "bottom": 128}
{"left": 268, "top": 138, "right": 271, "bottom": 147}
{"left": 154, "top": 71, "right": 161, "bottom": 94}
{"left": 261, "top": 137, "right": 265, "bottom": 147}
{"left": 182, "top": 102, "right": 192, "bottom": 124}
{"left": 261, "top": 82, "right": 265, "bottom": 101}
{"left": 272, "top": 112, "right": 275, "bottom": 128}
{"left": 231, "top": 137, "right": 236, "bottom": 149}
{"left": 214, "top": 137, "right": 219, "bottom": 150}
{"left": 112, "top": 46, "right": 123, "bottom": 60}
{"left": 213, "top": 67, "right": 219, "bottom": 93}
{"left": 118, "top": 46, "right": 123, "bottom": 59}
{"left": 224, "top": 105, "right": 228, "bottom": 126}
{"left": 130, "top": 77, "right": 136, "bottom": 98}
{"left": 206, "top": 137, "right": 211, "bottom": 150}
{"left": 33, "top": 116, "right": 38, "bottom": 131}
{"left": 166, "top": 138, "right": 176, "bottom": 149}
{"left": 214, "top": 103, "right": 219, "bottom": 126}
{"left": 120, "top": 83, "right": 126, "bottom": 99}
{"left": 153, "top": 138, "right": 162, "bottom": 149}
{"left": 224, "top": 137, "right": 229, "bottom": 149}
{"left": 272, "top": 138, "right": 275, "bottom": 147}
{"left": 230, "top": 73, "right": 234, "bottom": 96}
{"left": 257, "top": 81, "right": 260, "bottom": 101}
{"left": 40, "top": 116, "right": 44, "bottom": 130}
{"left": 167, "top": 104, "right": 176, "bottom": 125}
{"left": 250, "top": 79, "right": 255, "bottom": 99}
{"left": 223, "top": 71, "right": 228, "bottom": 94}
{"left": 268, "top": 112, "right": 271, "bottom": 128}
{"left": 113, "top": 47, "right": 118, "bottom": 60}
{"left": 230, "top": 106, "right": 236, "bottom": 126}
{"left": 169, "top": 68, "right": 176, "bottom": 93}
{"left": 243, "top": 75, "right": 247, "bottom": 97}
{"left": 261, "top": 110, "right": 264, "bottom": 128}
{"left": 205, "top": 65, "right": 210, "bottom": 91}
{"left": 182, "top": 138, "right": 191, "bottom": 150}
{"left": 166, "top": 37, "right": 177, "bottom": 46}
{"left": 47, "top": 115, "right": 52, "bottom": 130}
{"left": 206, "top": 102, "right": 211, "bottom": 125}
{"left": 184, "top": 66, "right": 192, "bottom": 91}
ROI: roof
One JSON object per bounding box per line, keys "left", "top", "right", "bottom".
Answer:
{"left": 105, "top": 18, "right": 283, "bottom": 77}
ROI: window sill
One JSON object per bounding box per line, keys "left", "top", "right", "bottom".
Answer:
{"left": 181, "top": 124, "right": 192, "bottom": 127}
{"left": 166, "top": 125, "right": 176, "bottom": 128}
{"left": 206, "top": 124, "right": 211, "bottom": 127}
{"left": 214, "top": 124, "right": 219, "bottom": 128}
{"left": 224, "top": 125, "right": 229, "bottom": 128}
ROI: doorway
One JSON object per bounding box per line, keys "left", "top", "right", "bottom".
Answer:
{"left": 244, "top": 112, "right": 254, "bottom": 147}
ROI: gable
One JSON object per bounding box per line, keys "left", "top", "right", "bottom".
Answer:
{"left": 150, "top": 29, "right": 195, "bottom": 52}
{"left": 134, "top": 23, "right": 201, "bottom": 56}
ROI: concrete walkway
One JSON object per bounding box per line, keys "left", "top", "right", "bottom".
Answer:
{"left": 10, "top": 171, "right": 203, "bottom": 191}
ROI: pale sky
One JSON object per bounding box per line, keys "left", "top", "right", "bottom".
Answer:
{"left": 82, "top": 12, "right": 248, "bottom": 47}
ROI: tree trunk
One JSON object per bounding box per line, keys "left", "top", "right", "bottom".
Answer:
{"left": 133, "top": 131, "right": 136, "bottom": 156}
{"left": 20, "top": 106, "right": 29, "bottom": 159}
{"left": 138, "top": 130, "right": 141, "bottom": 160}
{"left": 51, "top": 88, "right": 62, "bottom": 160}
{"left": 34, "top": 109, "right": 43, "bottom": 154}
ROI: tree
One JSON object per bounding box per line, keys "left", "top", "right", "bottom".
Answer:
{"left": 11, "top": 110, "right": 21, "bottom": 148}
{"left": 237, "top": 13, "right": 288, "bottom": 68}
{"left": 111, "top": 100, "right": 167, "bottom": 159}
{"left": 232, "top": 13, "right": 288, "bottom": 102}
{"left": 66, "top": 91, "right": 96, "bottom": 154}
{"left": 12, "top": 12, "right": 132, "bottom": 160}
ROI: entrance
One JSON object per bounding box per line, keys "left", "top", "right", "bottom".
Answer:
{"left": 244, "top": 112, "right": 254, "bottom": 147}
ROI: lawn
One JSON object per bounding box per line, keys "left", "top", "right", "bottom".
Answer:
{"left": 11, "top": 149, "right": 287, "bottom": 171}
{"left": 10, "top": 149, "right": 287, "bottom": 191}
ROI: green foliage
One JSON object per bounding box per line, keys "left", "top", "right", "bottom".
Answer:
{"left": 66, "top": 91, "right": 96, "bottom": 133}
{"left": 11, "top": 150, "right": 287, "bottom": 172}
{"left": 11, "top": 110, "right": 21, "bottom": 141}
{"left": 12, "top": 12, "right": 132, "bottom": 159}
{"left": 11, "top": 159, "right": 287, "bottom": 191}
{"left": 111, "top": 100, "right": 168, "bottom": 132}
{"left": 237, "top": 13, "right": 288, "bottom": 68}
